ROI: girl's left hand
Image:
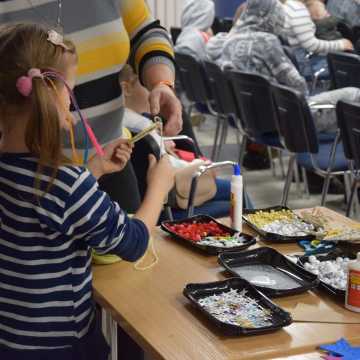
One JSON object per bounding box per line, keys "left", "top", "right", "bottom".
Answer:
{"left": 88, "top": 139, "right": 133, "bottom": 179}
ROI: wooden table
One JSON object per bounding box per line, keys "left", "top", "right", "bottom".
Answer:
{"left": 93, "top": 220, "right": 360, "bottom": 360}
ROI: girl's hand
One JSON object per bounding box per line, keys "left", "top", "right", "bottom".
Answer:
{"left": 147, "top": 154, "right": 175, "bottom": 194}
{"left": 88, "top": 139, "right": 133, "bottom": 179}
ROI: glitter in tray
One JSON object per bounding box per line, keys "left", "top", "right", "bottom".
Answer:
{"left": 198, "top": 234, "right": 247, "bottom": 248}
{"left": 198, "top": 289, "right": 273, "bottom": 328}
{"left": 246, "top": 210, "right": 317, "bottom": 237}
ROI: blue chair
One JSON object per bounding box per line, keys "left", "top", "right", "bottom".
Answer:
{"left": 271, "top": 83, "right": 349, "bottom": 206}
{"left": 336, "top": 100, "right": 360, "bottom": 216}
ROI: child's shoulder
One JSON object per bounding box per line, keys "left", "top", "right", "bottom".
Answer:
{"left": 56, "top": 165, "right": 95, "bottom": 192}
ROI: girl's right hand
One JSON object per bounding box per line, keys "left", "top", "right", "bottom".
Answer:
{"left": 147, "top": 154, "right": 175, "bottom": 194}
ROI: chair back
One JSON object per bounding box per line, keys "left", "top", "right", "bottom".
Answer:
{"left": 203, "top": 61, "right": 236, "bottom": 116}
{"left": 327, "top": 52, "right": 360, "bottom": 89}
{"left": 174, "top": 52, "right": 211, "bottom": 104}
{"left": 336, "top": 100, "right": 360, "bottom": 168}
{"left": 226, "top": 71, "right": 279, "bottom": 138}
{"left": 170, "top": 27, "right": 182, "bottom": 44}
{"left": 271, "top": 83, "right": 319, "bottom": 154}
{"left": 337, "top": 22, "right": 354, "bottom": 41}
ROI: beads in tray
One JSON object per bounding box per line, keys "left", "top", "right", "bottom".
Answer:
{"left": 304, "top": 256, "right": 352, "bottom": 290}
{"left": 198, "top": 289, "right": 273, "bottom": 328}
{"left": 245, "top": 209, "right": 316, "bottom": 237}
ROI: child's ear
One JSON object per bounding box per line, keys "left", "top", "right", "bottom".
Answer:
{"left": 120, "top": 81, "right": 132, "bottom": 97}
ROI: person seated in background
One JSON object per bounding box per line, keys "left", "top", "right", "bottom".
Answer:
{"left": 206, "top": 3, "right": 244, "bottom": 69}
{"left": 220, "top": 0, "right": 360, "bottom": 134}
{"left": 119, "top": 64, "right": 247, "bottom": 219}
{"left": 283, "top": 0, "right": 353, "bottom": 81}
{"left": 307, "top": 0, "right": 343, "bottom": 41}
{"left": 175, "top": 0, "right": 215, "bottom": 61}
{"left": 327, "top": 0, "right": 360, "bottom": 27}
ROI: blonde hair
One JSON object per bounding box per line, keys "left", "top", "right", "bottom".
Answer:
{"left": 0, "top": 23, "right": 77, "bottom": 194}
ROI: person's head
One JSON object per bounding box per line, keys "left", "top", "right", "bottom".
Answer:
{"left": 119, "top": 65, "right": 150, "bottom": 114}
{"left": 0, "top": 23, "right": 77, "bottom": 169}
{"left": 303, "top": 0, "right": 330, "bottom": 19}
{"left": 181, "top": 0, "right": 215, "bottom": 32}
{"left": 231, "top": 0, "right": 287, "bottom": 37}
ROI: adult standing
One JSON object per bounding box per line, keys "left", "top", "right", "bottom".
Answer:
{"left": 0, "top": 0, "right": 182, "bottom": 211}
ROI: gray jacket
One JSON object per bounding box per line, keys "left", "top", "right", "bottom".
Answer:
{"left": 175, "top": 0, "right": 215, "bottom": 61}
{"left": 220, "top": 0, "right": 308, "bottom": 94}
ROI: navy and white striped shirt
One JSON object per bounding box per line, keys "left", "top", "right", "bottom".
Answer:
{"left": 0, "top": 153, "right": 149, "bottom": 350}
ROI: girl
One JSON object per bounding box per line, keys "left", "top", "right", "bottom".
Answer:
{"left": 0, "top": 23, "right": 175, "bottom": 359}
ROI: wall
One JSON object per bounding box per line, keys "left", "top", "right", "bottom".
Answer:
{"left": 147, "top": 0, "right": 182, "bottom": 29}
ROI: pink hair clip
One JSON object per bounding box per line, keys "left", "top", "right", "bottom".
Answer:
{"left": 16, "top": 68, "right": 44, "bottom": 97}
{"left": 47, "top": 30, "right": 70, "bottom": 51}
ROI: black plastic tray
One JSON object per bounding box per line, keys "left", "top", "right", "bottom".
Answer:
{"left": 243, "top": 206, "right": 318, "bottom": 243}
{"left": 218, "top": 247, "right": 319, "bottom": 297}
{"left": 183, "top": 278, "right": 292, "bottom": 336}
{"left": 298, "top": 249, "right": 356, "bottom": 299}
{"left": 161, "top": 215, "right": 256, "bottom": 255}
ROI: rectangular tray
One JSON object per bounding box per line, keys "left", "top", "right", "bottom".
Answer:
{"left": 243, "top": 206, "right": 317, "bottom": 243}
{"left": 218, "top": 247, "right": 319, "bottom": 297}
{"left": 183, "top": 278, "right": 292, "bottom": 336}
{"left": 298, "top": 249, "right": 356, "bottom": 299}
{"left": 161, "top": 215, "right": 256, "bottom": 255}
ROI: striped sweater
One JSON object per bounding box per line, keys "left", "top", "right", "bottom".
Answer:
{"left": 284, "top": 0, "right": 346, "bottom": 54}
{"left": 0, "top": 153, "right": 149, "bottom": 350}
{"left": 0, "top": 0, "right": 175, "bottom": 154}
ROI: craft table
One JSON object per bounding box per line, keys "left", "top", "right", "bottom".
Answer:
{"left": 93, "top": 210, "right": 360, "bottom": 360}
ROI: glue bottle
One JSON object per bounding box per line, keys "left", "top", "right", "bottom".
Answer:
{"left": 230, "top": 164, "right": 243, "bottom": 232}
{"left": 345, "top": 252, "right": 360, "bottom": 313}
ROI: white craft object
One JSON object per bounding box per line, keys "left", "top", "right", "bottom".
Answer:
{"left": 304, "top": 256, "right": 352, "bottom": 290}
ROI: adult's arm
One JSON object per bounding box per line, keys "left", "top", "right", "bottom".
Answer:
{"left": 119, "top": 0, "right": 182, "bottom": 135}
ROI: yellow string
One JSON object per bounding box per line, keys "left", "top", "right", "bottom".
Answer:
{"left": 134, "top": 236, "right": 159, "bottom": 271}
{"left": 47, "top": 79, "right": 81, "bottom": 165}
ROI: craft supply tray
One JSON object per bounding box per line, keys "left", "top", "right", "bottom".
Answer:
{"left": 243, "top": 206, "right": 318, "bottom": 243}
{"left": 183, "top": 278, "right": 292, "bottom": 335}
{"left": 219, "top": 247, "right": 319, "bottom": 297}
{"left": 298, "top": 249, "right": 357, "bottom": 299}
{"left": 161, "top": 215, "right": 256, "bottom": 255}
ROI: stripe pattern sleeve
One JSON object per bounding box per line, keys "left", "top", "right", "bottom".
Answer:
{"left": 62, "top": 168, "right": 149, "bottom": 262}
{"left": 119, "top": 0, "right": 175, "bottom": 82}
{"left": 285, "top": 0, "right": 345, "bottom": 54}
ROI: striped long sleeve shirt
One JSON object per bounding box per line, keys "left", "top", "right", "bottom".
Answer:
{"left": 0, "top": 153, "right": 149, "bottom": 350}
{"left": 0, "top": 0, "right": 175, "bottom": 155}
{"left": 284, "top": 0, "right": 346, "bottom": 54}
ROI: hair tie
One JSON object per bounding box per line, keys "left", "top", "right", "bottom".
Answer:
{"left": 16, "top": 68, "right": 44, "bottom": 97}
{"left": 47, "top": 30, "right": 70, "bottom": 51}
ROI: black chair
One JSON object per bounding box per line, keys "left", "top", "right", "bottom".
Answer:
{"left": 327, "top": 52, "right": 360, "bottom": 89}
{"left": 170, "top": 27, "right": 182, "bottom": 44}
{"left": 174, "top": 52, "right": 213, "bottom": 117}
{"left": 271, "top": 83, "right": 349, "bottom": 206}
{"left": 337, "top": 22, "right": 354, "bottom": 42}
{"left": 202, "top": 61, "right": 239, "bottom": 160}
{"left": 336, "top": 100, "right": 360, "bottom": 216}
{"left": 225, "top": 70, "right": 284, "bottom": 176}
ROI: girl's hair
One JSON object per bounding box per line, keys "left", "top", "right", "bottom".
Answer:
{"left": 0, "top": 23, "right": 77, "bottom": 193}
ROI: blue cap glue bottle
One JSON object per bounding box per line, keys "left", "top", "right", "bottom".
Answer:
{"left": 230, "top": 164, "right": 243, "bottom": 232}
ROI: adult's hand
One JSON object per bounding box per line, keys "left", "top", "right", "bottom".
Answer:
{"left": 149, "top": 83, "right": 183, "bottom": 136}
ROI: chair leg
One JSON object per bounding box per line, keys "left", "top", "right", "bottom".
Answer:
{"left": 293, "top": 161, "right": 302, "bottom": 198}
{"left": 279, "top": 149, "right": 286, "bottom": 179}
{"left": 302, "top": 167, "right": 310, "bottom": 198}
{"left": 211, "top": 115, "right": 221, "bottom": 161}
{"left": 215, "top": 119, "right": 228, "bottom": 161}
{"left": 267, "top": 147, "right": 276, "bottom": 178}
{"left": 320, "top": 173, "right": 332, "bottom": 207}
{"left": 346, "top": 179, "right": 358, "bottom": 218}
{"left": 238, "top": 135, "right": 248, "bottom": 167}
{"left": 281, "top": 155, "right": 296, "bottom": 207}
